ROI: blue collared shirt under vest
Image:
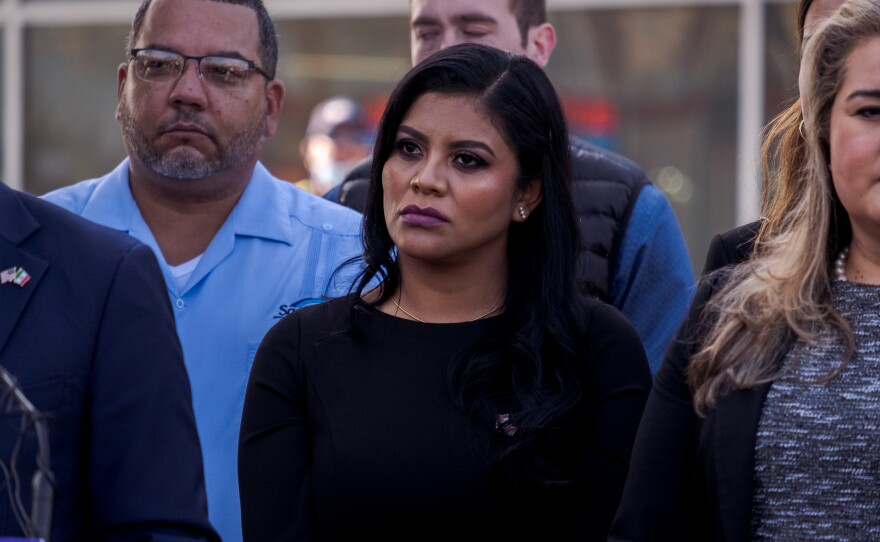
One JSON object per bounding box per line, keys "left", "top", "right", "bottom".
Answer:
{"left": 43, "top": 159, "right": 364, "bottom": 542}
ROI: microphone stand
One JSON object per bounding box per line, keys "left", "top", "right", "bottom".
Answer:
{"left": 0, "top": 366, "right": 54, "bottom": 542}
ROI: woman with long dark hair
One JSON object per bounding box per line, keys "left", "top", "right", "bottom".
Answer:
{"left": 238, "top": 43, "right": 650, "bottom": 541}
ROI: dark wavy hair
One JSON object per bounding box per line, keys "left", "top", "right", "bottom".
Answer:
{"left": 126, "top": 0, "right": 279, "bottom": 78}
{"left": 349, "top": 42, "right": 584, "bottom": 485}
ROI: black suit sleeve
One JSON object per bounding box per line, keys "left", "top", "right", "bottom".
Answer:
{"left": 239, "top": 314, "right": 314, "bottom": 541}
{"left": 578, "top": 302, "right": 653, "bottom": 540}
{"left": 609, "top": 221, "right": 763, "bottom": 541}
{"left": 88, "top": 243, "right": 218, "bottom": 541}
{"left": 608, "top": 276, "right": 719, "bottom": 542}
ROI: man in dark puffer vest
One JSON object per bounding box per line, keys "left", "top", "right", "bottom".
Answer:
{"left": 326, "top": 0, "right": 694, "bottom": 373}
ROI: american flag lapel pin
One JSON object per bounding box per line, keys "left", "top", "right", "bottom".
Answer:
{"left": 1, "top": 267, "right": 31, "bottom": 287}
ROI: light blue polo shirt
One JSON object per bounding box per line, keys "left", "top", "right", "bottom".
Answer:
{"left": 43, "top": 159, "right": 364, "bottom": 542}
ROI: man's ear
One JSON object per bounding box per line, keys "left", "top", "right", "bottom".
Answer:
{"left": 115, "top": 63, "right": 129, "bottom": 122}
{"left": 512, "top": 177, "right": 543, "bottom": 222}
{"left": 117, "top": 62, "right": 130, "bottom": 100}
{"left": 524, "top": 23, "right": 556, "bottom": 68}
{"left": 263, "top": 79, "right": 286, "bottom": 138}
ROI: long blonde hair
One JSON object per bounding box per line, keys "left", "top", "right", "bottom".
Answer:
{"left": 688, "top": 0, "right": 880, "bottom": 414}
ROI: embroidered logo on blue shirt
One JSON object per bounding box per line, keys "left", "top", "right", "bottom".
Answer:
{"left": 273, "top": 298, "right": 326, "bottom": 319}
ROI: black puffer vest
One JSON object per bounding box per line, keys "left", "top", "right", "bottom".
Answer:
{"left": 331, "top": 136, "right": 647, "bottom": 302}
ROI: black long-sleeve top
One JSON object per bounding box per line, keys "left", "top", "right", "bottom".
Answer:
{"left": 239, "top": 296, "right": 650, "bottom": 541}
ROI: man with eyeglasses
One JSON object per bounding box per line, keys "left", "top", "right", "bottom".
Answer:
{"left": 42, "top": 1, "right": 363, "bottom": 540}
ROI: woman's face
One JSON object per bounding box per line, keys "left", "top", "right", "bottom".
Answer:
{"left": 829, "top": 37, "right": 880, "bottom": 245}
{"left": 382, "top": 91, "right": 534, "bottom": 266}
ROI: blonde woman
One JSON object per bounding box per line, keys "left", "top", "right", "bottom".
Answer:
{"left": 610, "top": 0, "right": 880, "bottom": 540}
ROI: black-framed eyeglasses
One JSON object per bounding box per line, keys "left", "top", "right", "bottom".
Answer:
{"left": 129, "top": 48, "right": 272, "bottom": 88}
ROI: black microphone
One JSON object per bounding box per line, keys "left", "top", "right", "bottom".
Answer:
{"left": 0, "top": 366, "right": 54, "bottom": 542}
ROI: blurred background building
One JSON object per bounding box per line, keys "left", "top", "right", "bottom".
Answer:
{"left": 1, "top": 0, "right": 801, "bottom": 274}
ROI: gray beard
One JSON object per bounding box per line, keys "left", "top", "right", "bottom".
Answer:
{"left": 118, "top": 104, "right": 266, "bottom": 180}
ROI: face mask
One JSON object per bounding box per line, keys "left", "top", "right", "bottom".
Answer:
{"left": 309, "top": 157, "right": 364, "bottom": 191}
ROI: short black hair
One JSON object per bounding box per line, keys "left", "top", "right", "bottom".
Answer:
{"left": 126, "top": 0, "right": 279, "bottom": 78}
{"left": 509, "top": 0, "right": 547, "bottom": 46}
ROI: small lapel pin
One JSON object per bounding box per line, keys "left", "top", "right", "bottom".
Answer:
{"left": 495, "top": 413, "right": 517, "bottom": 436}
{"left": 1, "top": 267, "right": 31, "bottom": 287}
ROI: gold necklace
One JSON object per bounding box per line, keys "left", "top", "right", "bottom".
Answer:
{"left": 391, "top": 297, "right": 502, "bottom": 323}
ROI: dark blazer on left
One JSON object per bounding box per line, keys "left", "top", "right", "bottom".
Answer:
{"left": 609, "top": 220, "right": 768, "bottom": 542}
{"left": 0, "top": 183, "right": 218, "bottom": 541}
{"left": 701, "top": 221, "right": 761, "bottom": 276}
